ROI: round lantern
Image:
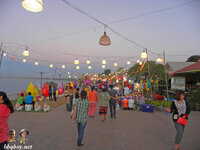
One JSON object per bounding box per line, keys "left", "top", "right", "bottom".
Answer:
{"left": 11, "top": 56, "right": 15, "bottom": 60}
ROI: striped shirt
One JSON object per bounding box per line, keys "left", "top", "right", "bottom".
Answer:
{"left": 75, "top": 99, "right": 89, "bottom": 123}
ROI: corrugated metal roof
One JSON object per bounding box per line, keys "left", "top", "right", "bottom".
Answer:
{"left": 166, "top": 62, "right": 195, "bottom": 74}
{"left": 176, "top": 60, "right": 200, "bottom": 73}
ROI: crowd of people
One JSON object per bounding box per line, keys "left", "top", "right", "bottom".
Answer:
{"left": 0, "top": 81, "right": 191, "bottom": 150}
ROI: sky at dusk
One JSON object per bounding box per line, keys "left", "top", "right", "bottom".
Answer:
{"left": 0, "top": 0, "right": 200, "bottom": 78}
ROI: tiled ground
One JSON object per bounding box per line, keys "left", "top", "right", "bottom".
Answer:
{"left": 8, "top": 101, "right": 200, "bottom": 150}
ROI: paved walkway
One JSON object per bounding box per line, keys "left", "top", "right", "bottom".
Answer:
{"left": 8, "top": 103, "right": 200, "bottom": 150}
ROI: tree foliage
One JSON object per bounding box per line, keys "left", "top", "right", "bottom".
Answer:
{"left": 104, "top": 69, "right": 111, "bottom": 75}
{"left": 186, "top": 55, "right": 200, "bottom": 62}
{"left": 128, "top": 61, "right": 168, "bottom": 82}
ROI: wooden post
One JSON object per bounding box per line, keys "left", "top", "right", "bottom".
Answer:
{"left": 163, "top": 50, "right": 169, "bottom": 101}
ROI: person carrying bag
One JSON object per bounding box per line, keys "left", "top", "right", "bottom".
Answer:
{"left": 167, "top": 91, "right": 191, "bottom": 150}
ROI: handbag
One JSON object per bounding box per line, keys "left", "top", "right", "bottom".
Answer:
{"left": 177, "top": 116, "right": 187, "bottom": 126}
{"left": 175, "top": 100, "right": 187, "bottom": 126}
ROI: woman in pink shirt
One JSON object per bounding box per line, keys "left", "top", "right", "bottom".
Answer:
{"left": 0, "top": 91, "right": 14, "bottom": 150}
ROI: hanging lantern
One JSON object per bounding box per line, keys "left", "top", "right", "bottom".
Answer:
{"left": 22, "top": 0, "right": 43, "bottom": 12}
{"left": 141, "top": 50, "right": 147, "bottom": 58}
{"left": 68, "top": 72, "right": 70, "bottom": 75}
{"left": 23, "top": 48, "right": 29, "bottom": 56}
{"left": 99, "top": 31, "right": 111, "bottom": 46}
{"left": 74, "top": 58, "right": 79, "bottom": 65}
{"left": 114, "top": 63, "right": 117, "bottom": 67}
{"left": 88, "top": 66, "right": 92, "bottom": 69}
{"left": 50, "top": 64, "right": 53, "bottom": 68}
{"left": 136, "top": 59, "right": 140, "bottom": 63}
{"left": 69, "top": 75, "right": 71, "bottom": 78}
{"left": 102, "top": 59, "right": 106, "bottom": 65}
{"left": 127, "top": 60, "right": 131, "bottom": 65}
{"left": 86, "top": 59, "right": 90, "bottom": 64}
{"left": 76, "top": 66, "right": 80, "bottom": 70}
{"left": 102, "top": 65, "right": 106, "bottom": 69}
{"left": 62, "top": 65, "right": 66, "bottom": 69}
{"left": 35, "top": 61, "right": 39, "bottom": 66}
{"left": 11, "top": 56, "right": 15, "bottom": 60}
{"left": 139, "top": 62, "right": 142, "bottom": 65}
{"left": 156, "top": 57, "right": 163, "bottom": 63}
{"left": 22, "top": 59, "right": 27, "bottom": 63}
{"left": 3, "top": 52, "right": 6, "bottom": 56}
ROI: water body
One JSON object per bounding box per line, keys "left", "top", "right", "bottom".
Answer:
{"left": 0, "top": 78, "right": 70, "bottom": 99}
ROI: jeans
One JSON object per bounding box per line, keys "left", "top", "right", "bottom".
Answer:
{"left": 49, "top": 93, "right": 52, "bottom": 100}
{"left": 174, "top": 121, "right": 185, "bottom": 144}
{"left": 70, "top": 95, "right": 73, "bottom": 108}
{"left": 77, "top": 122, "right": 87, "bottom": 145}
{"left": 53, "top": 93, "right": 56, "bottom": 101}
{"left": 109, "top": 100, "right": 116, "bottom": 118}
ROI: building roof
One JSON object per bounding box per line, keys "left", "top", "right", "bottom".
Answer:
{"left": 165, "top": 62, "right": 195, "bottom": 74}
{"left": 176, "top": 60, "right": 200, "bottom": 73}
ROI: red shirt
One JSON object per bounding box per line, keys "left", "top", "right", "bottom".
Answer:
{"left": 88, "top": 91, "right": 98, "bottom": 102}
{"left": 0, "top": 104, "right": 11, "bottom": 143}
{"left": 122, "top": 99, "right": 128, "bottom": 108}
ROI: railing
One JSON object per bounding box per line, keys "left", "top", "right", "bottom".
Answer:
{"left": 7, "top": 93, "right": 19, "bottom": 101}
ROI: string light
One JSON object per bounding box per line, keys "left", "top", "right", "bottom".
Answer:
{"left": 139, "top": 62, "right": 142, "bottom": 65}
{"left": 76, "top": 66, "right": 80, "bottom": 69}
{"left": 127, "top": 60, "right": 131, "bottom": 65}
{"left": 3, "top": 52, "right": 6, "bottom": 56}
{"left": 102, "top": 59, "right": 106, "bottom": 65}
{"left": 22, "top": 0, "right": 43, "bottom": 12}
{"left": 86, "top": 59, "right": 91, "bottom": 64}
{"left": 35, "top": 61, "right": 39, "bottom": 65}
{"left": 102, "top": 65, "right": 106, "bottom": 68}
{"left": 141, "top": 50, "right": 147, "bottom": 58}
{"left": 11, "top": 56, "right": 15, "bottom": 60}
{"left": 74, "top": 58, "right": 79, "bottom": 65}
{"left": 136, "top": 59, "right": 140, "bottom": 63}
{"left": 22, "top": 59, "right": 27, "bottom": 63}
{"left": 62, "top": 65, "right": 66, "bottom": 69}
{"left": 50, "top": 64, "right": 53, "bottom": 68}
{"left": 88, "top": 66, "right": 92, "bottom": 69}
{"left": 156, "top": 57, "right": 164, "bottom": 63}
{"left": 114, "top": 63, "right": 117, "bottom": 67}
{"left": 23, "top": 48, "right": 29, "bottom": 56}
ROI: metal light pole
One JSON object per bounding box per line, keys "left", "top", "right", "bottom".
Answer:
{"left": 163, "top": 50, "right": 169, "bottom": 101}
